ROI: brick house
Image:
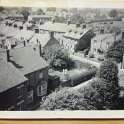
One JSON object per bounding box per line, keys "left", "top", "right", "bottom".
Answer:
{"left": 90, "top": 33, "right": 122, "bottom": 59}
{"left": 0, "top": 46, "right": 49, "bottom": 110}
{"left": 0, "top": 60, "right": 28, "bottom": 110}
{"left": 36, "top": 21, "right": 94, "bottom": 54}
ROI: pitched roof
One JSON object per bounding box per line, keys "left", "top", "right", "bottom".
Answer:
{"left": 0, "top": 48, "right": 7, "bottom": 62}
{"left": 10, "top": 46, "right": 49, "bottom": 75}
{"left": 92, "top": 33, "right": 115, "bottom": 41}
{"left": 0, "top": 25, "right": 34, "bottom": 41}
{"left": 38, "top": 21, "right": 76, "bottom": 33}
{"left": 63, "top": 28, "right": 91, "bottom": 40}
{"left": 30, "top": 33, "right": 50, "bottom": 47}
{"left": 30, "top": 15, "right": 53, "bottom": 19}
{"left": 0, "top": 61, "right": 27, "bottom": 93}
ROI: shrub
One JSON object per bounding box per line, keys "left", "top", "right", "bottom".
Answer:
{"left": 70, "top": 69, "right": 97, "bottom": 87}
{"left": 40, "top": 87, "right": 97, "bottom": 110}
{"left": 98, "top": 59, "right": 118, "bottom": 82}
{"left": 50, "top": 50, "right": 74, "bottom": 71}
{"left": 78, "top": 78, "right": 116, "bottom": 109}
{"left": 41, "top": 77, "right": 118, "bottom": 110}
{"left": 97, "top": 59, "right": 120, "bottom": 108}
{"left": 105, "top": 40, "right": 124, "bottom": 63}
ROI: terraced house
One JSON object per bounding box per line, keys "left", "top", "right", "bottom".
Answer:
{"left": 0, "top": 46, "right": 49, "bottom": 110}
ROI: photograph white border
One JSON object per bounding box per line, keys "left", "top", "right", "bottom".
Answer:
{"left": 0, "top": 0, "right": 124, "bottom": 119}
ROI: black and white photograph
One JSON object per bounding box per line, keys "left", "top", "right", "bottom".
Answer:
{"left": 1, "top": 0, "right": 124, "bottom": 119}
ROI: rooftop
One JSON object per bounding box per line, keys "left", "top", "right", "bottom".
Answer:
{"left": 10, "top": 46, "right": 49, "bottom": 75}
{"left": 38, "top": 21, "right": 76, "bottom": 33}
{"left": 0, "top": 60, "right": 27, "bottom": 93}
{"left": 30, "top": 33, "right": 50, "bottom": 47}
{"left": 30, "top": 15, "right": 53, "bottom": 18}
{"left": 63, "top": 28, "right": 91, "bottom": 40}
{"left": 0, "top": 25, "right": 34, "bottom": 41}
{"left": 92, "top": 33, "right": 115, "bottom": 41}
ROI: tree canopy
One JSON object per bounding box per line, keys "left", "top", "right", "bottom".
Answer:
{"left": 109, "top": 9, "right": 118, "bottom": 18}
{"left": 21, "top": 8, "right": 30, "bottom": 21}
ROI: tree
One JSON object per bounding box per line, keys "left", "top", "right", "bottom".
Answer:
{"left": 36, "top": 8, "right": 45, "bottom": 15}
{"left": 109, "top": 9, "right": 118, "bottom": 18}
{"left": 50, "top": 50, "right": 74, "bottom": 71}
{"left": 40, "top": 87, "right": 97, "bottom": 110}
{"left": 21, "top": 8, "right": 30, "bottom": 21}
{"left": 40, "top": 77, "right": 118, "bottom": 110}
{"left": 97, "top": 59, "right": 120, "bottom": 108}
{"left": 0, "top": 7, "right": 4, "bottom": 12}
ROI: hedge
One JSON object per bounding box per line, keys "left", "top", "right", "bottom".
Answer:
{"left": 40, "top": 77, "right": 118, "bottom": 110}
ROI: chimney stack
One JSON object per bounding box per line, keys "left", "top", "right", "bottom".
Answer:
{"left": 52, "top": 18, "right": 55, "bottom": 23}
{"left": 50, "top": 31, "right": 54, "bottom": 38}
{"left": 100, "top": 28, "right": 104, "bottom": 34}
{"left": 82, "top": 24, "right": 86, "bottom": 29}
{"left": 67, "top": 20, "right": 71, "bottom": 25}
{"left": 6, "top": 49, "right": 10, "bottom": 62}
{"left": 76, "top": 23, "right": 80, "bottom": 28}
{"left": 39, "top": 43, "right": 42, "bottom": 57}
{"left": 23, "top": 40, "right": 26, "bottom": 47}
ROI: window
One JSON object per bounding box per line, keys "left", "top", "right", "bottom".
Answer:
{"left": 27, "top": 90, "right": 33, "bottom": 104}
{"left": 16, "top": 100, "right": 24, "bottom": 111}
{"left": 94, "top": 40, "right": 97, "bottom": 43}
{"left": 39, "top": 72, "right": 43, "bottom": 79}
{"left": 17, "top": 84, "right": 24, "bottom": 98}
{"left": 37, "top": 81, "right": 47, "bottom": 96}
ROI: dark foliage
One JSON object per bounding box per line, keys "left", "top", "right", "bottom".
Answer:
{"left": 41, "top": 76, "right": 119, "bottom": 110}
{"left": 50, "top": 50, "right": 74, "bottom": 71}
{"left": 109, "top": 9, "right": 118, "bottom": 18}
{"left": 40, "top": 88, "right": 97, "bottom": 110}
{"left": 97, "top": 59, "right": 120, "bottom": 108}
{"left": 21, "top": 8, "right": 30, "bottom": 21}
{"left": 105, "top": 40, "right": 124, "bottom": 63}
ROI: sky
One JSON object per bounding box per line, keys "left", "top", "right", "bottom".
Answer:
{"left": 1, "top": 0, "right": 124, "bottom": 9}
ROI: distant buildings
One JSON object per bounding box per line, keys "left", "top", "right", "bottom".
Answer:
{"left": 36, "top": 21, "right": 94, "bottom": 53}
{"left": 90, "top": 32, "right": 122, "bottom": 59}
{"left": 29, "top": 15, "right": 53, "bottom": 24}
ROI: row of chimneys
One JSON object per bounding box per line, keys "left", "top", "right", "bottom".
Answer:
{"left": 6, "top": 40, "right": 43, "bottom": 62}
{"left": 51, "top": 19, "right": 87, "bottom": 29}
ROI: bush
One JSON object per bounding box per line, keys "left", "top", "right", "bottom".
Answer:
{"left": 98, "top": 59, "right": 118, "bottom": 82}
{"left": 70, "top": 69, "right": 97, "bottom": 87}
{"left": 50, "top": 50, "right": 74, "bottom": 71}
{"left": 97, "top": 59, "right": 120, "bottom": 108}
{"left": 105, "top": 40, "right": 124, "bottom": 63}
{"left": 40, "top": 88, "right": 97, "bottom": 110}
{"left": 40, "top": 60, "right": 120, "bottom": 110}
{"left": 41, "top": 77, "right": 118, "bottom": 110}
{"left": 78, "top": 78, "right": 116, "bottom": 109}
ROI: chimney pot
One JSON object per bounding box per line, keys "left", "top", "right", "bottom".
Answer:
{"left": 50, "top": 31, "right": 54, "bottom": 38}
{"left": 23, "top": 40, "right": 26, "bottom": 47}
{"left": 76, "top": 23, "right": 80, "bottom": 28}
{"left": 39, "top": 43, "right": 42, "bottom": 57}
{"left": 6, "top": 49, "right": 10, "bottom": 62}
